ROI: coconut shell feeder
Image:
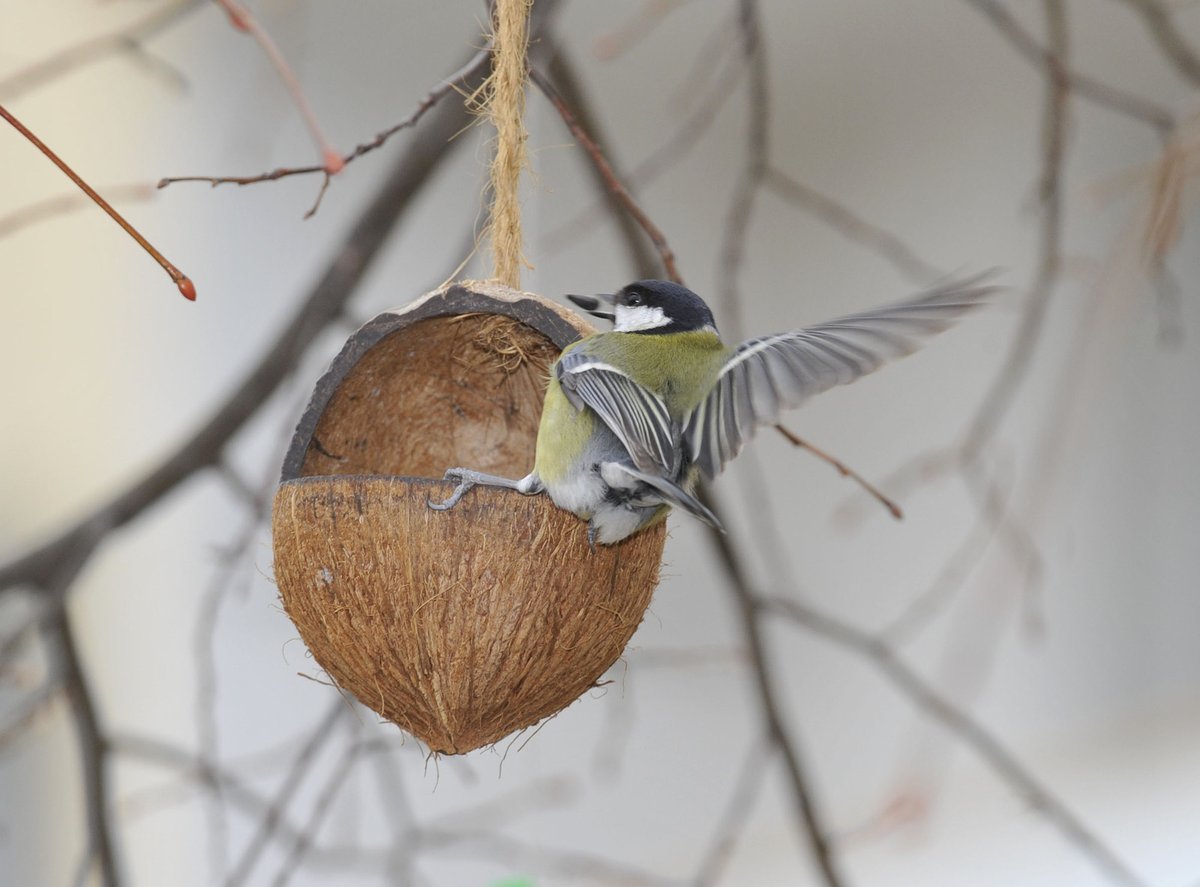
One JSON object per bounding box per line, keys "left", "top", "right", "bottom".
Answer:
{"left": 272, "top": 281, "right": 667, "bottom": 754}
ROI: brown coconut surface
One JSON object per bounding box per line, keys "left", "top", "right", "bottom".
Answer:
{"left": 272, "top": 283, "right": 667, "bottom": 754}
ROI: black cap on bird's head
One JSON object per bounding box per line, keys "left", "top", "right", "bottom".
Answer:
{"left": 567, "top": 280, "right": 718, "bottom": 335}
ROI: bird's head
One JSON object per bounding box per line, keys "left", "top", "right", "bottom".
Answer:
{"left": 568, "top": 280, "right": 718, "bottom": 335}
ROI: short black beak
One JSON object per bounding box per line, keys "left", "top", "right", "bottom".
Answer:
{"left": 567, "top": 293, "right": 616, "bottom": 321}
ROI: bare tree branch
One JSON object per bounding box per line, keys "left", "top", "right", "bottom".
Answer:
{"left": 1114, "top": 0, "right": 1200, "bottom": 88}
{"left": 700, "top": 492, "right": 848, "bottom": 887}
{"left": 0, "top": 102, "right": 195, "bottom": 298}
{"left": 0, "top": 184, "right": 156, "bottom": 239}
{"left": 762, "top": 593, "right": 1151, "bottom": 887}
{"left": 211, "top": 0, "right": 343, "bottom": 174}
{"left": 45, "top": 607, "right": 121, "bottom": 887}
{"left": 963, "top": 0, "right": 1070, "bottom": 461}
{"left": 541, "top": 17, "right": 745, "bottom": 256}
{"left": 418, "top": 828, "right": 682, "bottom": 887}
{"left": 591, "top": 0, "right": 696, "bottom": 61}
{"left": 542, "top": 49, "right": 662, "bottom": 280}
{"left": 530, "top": 66, "right": 683, "bottom": 283}
{"left": 693, "top": 737, "right": 772, "bottom": 887}
{"left": 0, "top": 672, "right": 61, "bottom": 751}
{"left": 716, "top": 0, "right": 769, "bottom": 339}
{"left": 772, "top": 424, "right": 904, "bottom": 520}
{"left": 224, "top": 701, "right": 347, "bottom": 887}
{"left": 267, "top": 728, "right": 368, "bottom": 887}
{"left": 963, "top": 0, "right": 1175, "bottom": 134}
{"left": 762, "top": 167, "right": 944, "bottom": 285}
{"left": 158, "top": 47, "right": 492, "bottom": 217}
{"left": 115, "top": 734, "right": 318, "bottom": 843}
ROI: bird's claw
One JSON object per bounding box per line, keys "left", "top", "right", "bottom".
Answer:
{"left": 427, "top": 469, "right": 472, "bottom": 511}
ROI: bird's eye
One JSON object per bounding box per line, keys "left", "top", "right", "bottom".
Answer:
{"left": 627, "top": 293, "right": 643, "bottom": 307}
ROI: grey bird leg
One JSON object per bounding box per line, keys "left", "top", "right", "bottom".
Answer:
{"left": 427, "top": 469, "right": 543, "bottom": 511}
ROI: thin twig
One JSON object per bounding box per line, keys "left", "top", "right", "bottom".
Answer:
{"left": 426, "top": 774, "right": 578, "bottom": 833}
{"left": 762, "top": 167, "right": 944, "bottom": 285}
{"left": 880, "top": 467, "right": 1014, "bottom": 644}
{"left": 0, "top": 0, "right": 204, "bottom": 101}
{"left": 193, "top": 472, "right": 277, "bottom": 883}
{"left": 0, "top": 673, "right": 61, "bottom": 751}
{"left": 962, "top": 0, "right": 1175, "bottom": 134}
{"left": 224, "top": 701, "right": 346, "bottom": 887}
{"left": 962, "top": 0, "right": 1070, "bottom": 461}
{"left": 541, "top": 16, "right": 745, "bottom": 256}
{"left": 212, "top": 0, "right": 342, "bottom": 173}
{"left": 418, "top": 828, "right": 681, "bottom": 887}
{"left": 543, "top": 49, "right": 661, "bottom": 279}
{"left": 693, "top": 737, "right": 772, "bottom": 887}
{"left": 157, "top": 48, "right": 491, "bottom": 201}
{"left": 529, "top": 66, "right": 683, "bottom": 283}
{"left": 113, "top": 732, "right": 380, "bottom": 868}
{"left": 772, "top": 424, "right": 904, "bottom": 520}
{"left": 854, "top": 0, "right": 1072, "bottom": 804}
{"left": 716, "top": 0, "right": 768, "bottom": 339}
{"left": 592, "top": 0, "right": 694, "bottom": 61}
{"left": 269, "top": 729, "right": 368, "bottom": 887}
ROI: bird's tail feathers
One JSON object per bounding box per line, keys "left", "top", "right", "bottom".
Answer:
{"left": 613, "top": 464, "right": 725, "bottom": 532}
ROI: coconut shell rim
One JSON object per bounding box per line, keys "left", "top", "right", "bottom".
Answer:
{"left": 277, "top": 474, "right": 521, "bottom": 490}
{"left": 279, "top": 282, "right": 590, "bottom": 484}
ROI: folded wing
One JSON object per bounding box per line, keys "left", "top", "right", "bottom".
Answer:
{"left": 557, "top": 351, "right": 679, "bottom": 476}
{"left": 683, "top": 275, "right": 996, "bottom": 479}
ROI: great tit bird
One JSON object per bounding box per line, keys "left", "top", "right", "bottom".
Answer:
{"left": 429, "top": 277, "right": 993, "bottom": 545}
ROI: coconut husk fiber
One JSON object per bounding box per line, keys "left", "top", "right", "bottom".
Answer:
{"left": 271, "top": 281, "right": 667, "bottom": 755}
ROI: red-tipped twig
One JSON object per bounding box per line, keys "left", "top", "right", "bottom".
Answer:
{"left": 158, "top": 47, "right": 491, "bottom": 218}
{"left": 213, "top": 0, "right": 342, "bottom": 175}
{"left": 0, "top": 103, "right": 194, "bottom": 300}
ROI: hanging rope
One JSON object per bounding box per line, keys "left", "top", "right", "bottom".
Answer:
{"left": 486, "top": 0, "right": 533, "bottom": 288}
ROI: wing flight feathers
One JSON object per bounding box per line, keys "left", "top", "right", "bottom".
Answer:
{"left": 684, "top": 275, "right": 996, "bottom": 479}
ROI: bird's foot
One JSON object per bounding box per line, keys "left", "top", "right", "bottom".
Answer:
{"left": 427, "top": 469, "right": 541, "bottom": 511}
{"left": 427, "top": 468, "right": 477, "bottom": 511}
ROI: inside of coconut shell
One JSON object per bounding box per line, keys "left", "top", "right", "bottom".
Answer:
{"left": 297, "top": 314, "right": 560, "bottom": 481}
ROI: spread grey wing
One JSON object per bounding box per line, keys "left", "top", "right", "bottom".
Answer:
{"left": 683, "top": 275, "right": 996, "bottom": 479}
{"left": 557, "top": 351, "right": 678, "bottom": 476}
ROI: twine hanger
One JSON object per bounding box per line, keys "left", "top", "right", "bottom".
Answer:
{"left": 486, "top": 0, "right": 533, "bottom": 288}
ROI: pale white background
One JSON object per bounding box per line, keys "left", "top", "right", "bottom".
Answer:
{"left": 1, "top": 2, "right": 1199, "bottom": 886}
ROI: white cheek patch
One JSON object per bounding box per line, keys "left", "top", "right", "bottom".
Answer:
{"left": 614, "top": 304, "right": 670, "bottom": 332}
